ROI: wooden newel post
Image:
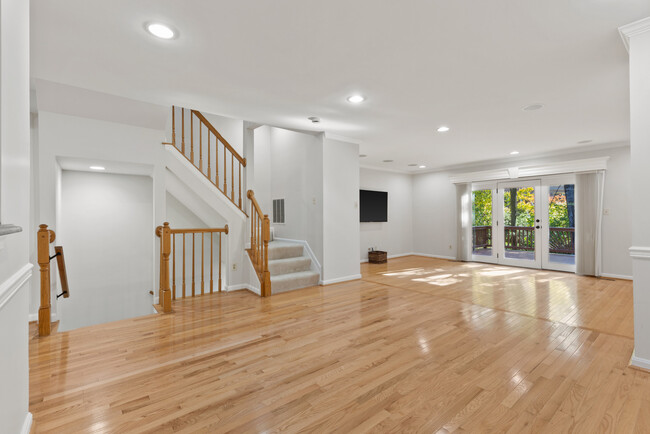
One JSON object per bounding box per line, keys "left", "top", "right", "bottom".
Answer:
{"left": 262, "top": 215, "right": 271, "bottom": 297}
{"left": 38, "top": 224, "right": 55, "bottom": 336}
{"left": 161, "top": 222, "right": 172, "bottom": 313}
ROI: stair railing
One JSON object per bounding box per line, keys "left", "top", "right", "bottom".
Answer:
{"left": 164, "top": 106, "right": 247, "bottom": 214}
{"left": 247, "top": 190, "right": 271, "bottom": 297}
{"left": 37, "top": 225, "right": 69, "bottom": 336}
{"left": 155, "top": 222, "right": 229, "bottom": 313}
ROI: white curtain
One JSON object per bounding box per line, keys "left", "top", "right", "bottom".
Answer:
{"left": 456, "top": 183, "right": 472, "bottom": 261}
{"left": 575, "top": 171, "right": 605, "bottom": 276}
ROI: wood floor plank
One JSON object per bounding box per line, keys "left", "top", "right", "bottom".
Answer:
{"left": 29, "top": 256, "right": 644, "bottom": 433}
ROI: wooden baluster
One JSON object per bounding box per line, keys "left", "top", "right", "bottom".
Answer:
{"left": 258, "top": 216, "right": 262, "bottom": 269}
{"left": 250, "top": 206, "right": 255, "bottom": 253}
{"left": 231, "top": 154, "right": 235, "bottom": 200}
{"left": 161, "top": 223, "right": 172, "bottom": 313}
{"left": 172, "top": 234, "right": 176, "bottom": 300}
{"left": 38, "top": 224, "right": 54, "bottom": 336}
{"left": 182, "top": 108, "right": 185, "bottom": 156}
{"left": 190, "top": 111, "right": 194, "bottom": 163}
{"left": 159, "top": 230, "right": 163, "bottom": 305}
{"left": 210, "top": 232, "right": 214, "bottom": 294}
{"left": 238, "top": 163, "right": 242, "bottom": 209}
{"left": 182, "top": 234, "right": 186, "bottom": 298}
{"left": 172, "top": 106, "right": 176, "bottom": 149}
{"left": 262, "top": 215, "right": 271, "bottom": 297}
{"left": 192, "top": 233, "right": 196, "bottom": 296}
{"left": 218, "top": 233, "right": 222, "bottom": 292}
{"left": 199, "top": 123, "right": 203, "bottom": 172}
{"left": 207, "top": 130, "right": 211, "bottom": 181}
{"left": 216, "top": 139, "right": 220, "bottom": 189}
{"left": 201, "top": 233, "right": 205, "bottom": 295}
{"left": 223, "top": 145, "right": 227, "bottom": 195}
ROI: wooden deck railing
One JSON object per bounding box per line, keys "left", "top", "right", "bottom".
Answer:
{"left": 156, "top": 223, "right": 229, "bottom": 313}
{"left": 247, "top": 190, "right": 271, "bottom": 297}
{"left": 472, "top": 226, "right": 575, "bottom": 255}
{"left": 165, "top": 106, "right": 247, "bottom": 214}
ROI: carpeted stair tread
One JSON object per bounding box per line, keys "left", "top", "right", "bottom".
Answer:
{"left": 269, "top": 257, "right": 312, "bottom": 276}
{"left": 271, "top": 270, "right": 320, "bottom": 294}
{"left": 267, "top": 241, "right": 304, "bottom": 260}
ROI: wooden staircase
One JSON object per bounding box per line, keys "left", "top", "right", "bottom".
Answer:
{"left": 164, "top": 106, "right": 271, "bottom": 297}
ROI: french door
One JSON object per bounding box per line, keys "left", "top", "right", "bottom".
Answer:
{"left": 471, "top": 177, "right": 576, "bottom": 272}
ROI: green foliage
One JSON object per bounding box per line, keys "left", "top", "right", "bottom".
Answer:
{"left": 472, "top": 186, "right": 574, "bottom": 228}
{"left": 472, "top": 190, "right": 492, "bottom": 226}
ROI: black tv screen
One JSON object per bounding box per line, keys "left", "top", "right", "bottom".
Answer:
{"left": 360, "top": 190, "right": 388, "bottom": 222}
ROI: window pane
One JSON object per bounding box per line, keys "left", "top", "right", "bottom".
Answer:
{"left": 472, "top": 189, "right": 492, "bottom": 257}
{"left": 548, "top": 184, "right": 575, "bottom": 265}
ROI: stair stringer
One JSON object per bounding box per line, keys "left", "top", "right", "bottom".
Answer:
{"left": 164, "top": 146, "right": 251, "bottom": 290}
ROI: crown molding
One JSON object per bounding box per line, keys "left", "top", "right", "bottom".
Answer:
{"left": 449, "top": 156, "right": 609, "bottom": 184}
{"left": 619, "top": 17, "right": 650, "bottom": 52}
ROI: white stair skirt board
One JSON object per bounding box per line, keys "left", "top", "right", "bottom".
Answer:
{"left": 630, "top": 353, "right": 650, "bottom": 372}
{"left": 268, "top": 241, "right": 320, "bottom": 294}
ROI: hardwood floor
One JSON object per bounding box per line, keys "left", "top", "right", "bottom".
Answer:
{"left": 29, "top": 256, "right": 648, "bottom": 433}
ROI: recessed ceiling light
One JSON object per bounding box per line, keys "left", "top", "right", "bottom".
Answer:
{"left": 347, "top": 95, "right": 365, "bottom": 104}
{"left": 522, "top": 103, "right": 544, "bottom": 111}
{"left": 382, "top": 159, "right": 393, "bottom": 163}
{"left": 437, "top": 126, "right": 450, "bottom": 133}
{"left": 89, "top": 166, "right": 105, "bottom": 171}
{"left": 359, "top": 154, "right": 367, "bottom": 158}
{"left": 146, "top": 23, "right": 175, "bottom": 39}
{"left": 510, "top": 151, "right": 520, "bottom": 155}
{"left": 419, "top": 165, "right": 427, "bottom": 169}
{"left": 577, "top": 139, "right": 593, "bottom": 144}
{"left": 307, "top": 116, "right": 320, "bottom": 124}
{"left": 408, "top": 163, "right": 418, "bottom": 167}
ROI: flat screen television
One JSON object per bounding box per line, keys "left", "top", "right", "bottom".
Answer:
{"left": 360, "top": 190, "right": 388, "bottom": 222}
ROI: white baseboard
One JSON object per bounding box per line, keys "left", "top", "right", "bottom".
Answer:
{"left": 411, "top": 252, "right": 457, "bottom": 261}
{"left": 21, "top": 412, "right": 33, "bottom": 434}
{"left": 321, "top": 274, "right": 362, "bottom": 285}
{"left": 630, "top": 352, "right": 650, "bottom": 371}
{"left": 601, "top": 273, "right": 633, "bottom": 281}
{"left": 360, "top": 252, "right": 416, "bottom": 263}
{"left": 227, "top": 283, "right": 261, "bottom": 295}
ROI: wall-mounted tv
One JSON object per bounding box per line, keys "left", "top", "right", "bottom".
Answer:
{"left": 360, "top": 189, "right": 388, "bottom": 222}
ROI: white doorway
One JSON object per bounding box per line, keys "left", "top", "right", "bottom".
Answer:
{"left": 471, "top": 176, "right": 576, "bottom": 272}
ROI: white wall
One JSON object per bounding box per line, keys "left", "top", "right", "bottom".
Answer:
{"left": 0, "top": 0, "right": 32, "bottom": 431}
{"left": 323, "top": 137, "right": 360, "bottom": 283}
{"left": 57, "top": 171, "right": 154, "bottom": 331}
{"left": 411, "top": 145, "right": 634, "bottom": 276}
{"left": 259, "top": 127, "right": 324, "bottom": 262}
{"left": 33, "top": 111, "right": 165, "bottom": 317}
{"left": 360, "top": 168, "right": 414, "bottom": 261}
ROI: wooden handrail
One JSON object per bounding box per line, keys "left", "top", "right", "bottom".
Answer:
{"left": 191, "top": 110, "right": 246, "bottom": 166}
{"left": 165, "top": 106, "right": 247, "bottom": 214}
{"left": 246, "top": 190, "right": 271, "bottom": 297}
{"left": 156, "top": 222, "right": 228, "bottom": 308}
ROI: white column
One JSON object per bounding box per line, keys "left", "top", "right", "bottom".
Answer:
{"left": 620, "top": 17, "right": 650, "bottom": 369}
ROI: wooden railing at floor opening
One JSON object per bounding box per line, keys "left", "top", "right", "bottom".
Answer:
{"left": 37, "top": 224, "right": 69, "bottom": 337}
{"left": 246, "top": 190, "right": 271, "bottom": 297}
{"left": 163, "top": 106, "right": 247, "bottom": 215}
{"left": 472, "top": 226, "right": 575, "bottom": 255}
{"left": 155, "top": 223, "right": 229, "bottom": 313}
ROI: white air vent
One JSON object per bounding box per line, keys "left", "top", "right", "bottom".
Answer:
{"left": 273, "top": 199, "right": 285, "bottom": 224}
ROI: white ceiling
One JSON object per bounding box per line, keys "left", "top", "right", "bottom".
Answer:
{"left": 31, "top": 1, "right": 650, "bottom": 171}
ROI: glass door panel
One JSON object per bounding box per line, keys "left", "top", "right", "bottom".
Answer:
{"left": 542, "top": 179, "right": 576, "bottom": 272}
{"left": 498, "top": 180, "right": 541, "bottom": 268}
{"left": 471, "top": 187, "right": 496, "bottom": 263}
